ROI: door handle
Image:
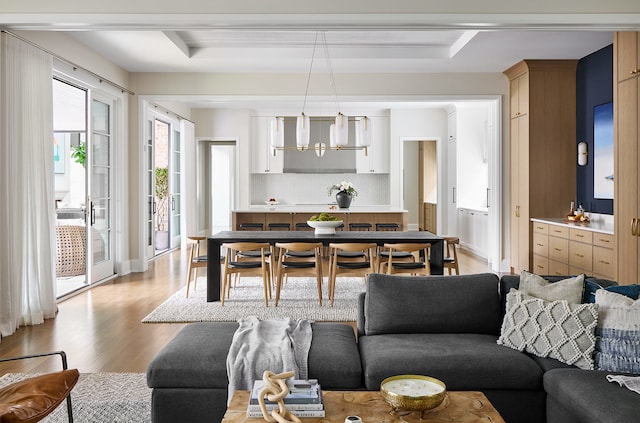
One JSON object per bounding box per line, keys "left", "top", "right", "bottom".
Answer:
{"left": 452, "top": 187, "right": 456, "bottom": 204}
{"left": 90, "top": 203, "right": 96, "bottom": 225}
{"left": 171, "top": 195, "right": 176, "bottom": 211}
{"left": 486, "top": 188, "right": 490, "bottom": 208}
{"left": 153, "top": 201, "right": 157, "bottom": 215}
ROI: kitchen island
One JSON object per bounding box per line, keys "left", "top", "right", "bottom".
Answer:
{"left": 232, "top": 205, "right": 408, "bottom": 231}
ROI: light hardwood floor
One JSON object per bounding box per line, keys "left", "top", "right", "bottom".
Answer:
{"left": 0, "top": 246, "right": 491, "bottom": 375}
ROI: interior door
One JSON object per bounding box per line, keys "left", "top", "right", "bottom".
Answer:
{"left": 88, "top": 94, "right": 115, "bottom": 283}
{"left": 144, "top": 118, "right": 155, "bottom": 260}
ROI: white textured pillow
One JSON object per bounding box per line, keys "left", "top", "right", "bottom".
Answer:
{"left": 498, "top": 290, "right": 598, "bottom": 370}
{"left": 594, "top": 289, "right": 640, "bottom": 374}
{"left": 519, "top": 271, "right": 585, "bottom": 304}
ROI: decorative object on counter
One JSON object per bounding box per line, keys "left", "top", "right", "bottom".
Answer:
{"left": 380, "top": 375, "right": 447, "bottom": 415}
{"left": 265, "top": 198, "right": 280, "bottom": 205}
{"left": 308, "top": 212, "right": 343, "bottom": 234}
{"left": 578, "top": 141, "right": 588, "bottom": 166}
{"left": 328, "top": 181, "right": 357, "bottom": 208}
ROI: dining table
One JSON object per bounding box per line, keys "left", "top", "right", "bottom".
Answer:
{"left": 206, "top": 230, "right": 444, "bottom": 302}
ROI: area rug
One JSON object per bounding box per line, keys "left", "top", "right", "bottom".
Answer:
{"left": 0, "top": 372, "right": 150, "bottom": 422}
{"left": 141, "top": 276, "right": 366, "bottom": 323}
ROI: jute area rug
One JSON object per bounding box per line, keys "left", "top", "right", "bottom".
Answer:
{"left": 142, "top": 276, "right": 366, "bottom": 323}
{"left": 0, "top": 372, "right": 150, "bottom": 422}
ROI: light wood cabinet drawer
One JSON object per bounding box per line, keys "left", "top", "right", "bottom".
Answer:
{"left": 532, "top": 233, "right": 548, "bottom": 257}
{"left": 548, "top": 236, "right": 569, "bottom": 262}
{"left": 533, "top": 255, "right": 549, "bottom": 274}
{"left": 569, "top": 241, "right": 593, "bottom": 271}
{"left": 533, "top": 222, "right": 549, "bottom": 235}
{"left": 570, "top": 228, "right": 593, "bottom": 244}
{"left": 593, "top": 233, "right": 615, "bottom": 249}
{"left": 549, "top": 260, "right": 569, "bottom": 276}
{"left": 548, "top": 225, "right": 569, "bottom": 239}
{"left": 593, "top": 246, "right": 616, "bottom": 279}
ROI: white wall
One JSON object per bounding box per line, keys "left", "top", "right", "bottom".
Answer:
{"left": 390, "top": 108, "right": 448, "bottom": 231}
{"left": 456, "top": 103, "right": 490, "bottom": 210}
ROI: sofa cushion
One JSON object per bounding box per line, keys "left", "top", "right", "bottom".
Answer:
{"left": 147, "top": 322, "right": 361, "bottom": 390}
{"left": 594, "top": 289, "right": 640, "bottom": 374}
{"left": 584, "top": 281, "right": 640, "bottom": 303}
{"left": 498, "top": 290, "right": 598, "bottom": 370}
{"left": 519, "top": 271, "right": 584, "bottom": 304}
{"left": 359, "top": 333, "right": 542, "bottom": 391}
{"left": 544, "top": 368, "right": 640, "bottom": 423}
{"left": 364, "top": 273, "right": 501, "bottom": 336}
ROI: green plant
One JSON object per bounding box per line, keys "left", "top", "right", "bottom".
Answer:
{"left": 328, "top": 181, "right": 358, "bottom": 197}
{"left": 155, "top": 167, "right": 169, "bottom": 231}
{"left": 70, "top": 142, "right": 86, "bottom": 167}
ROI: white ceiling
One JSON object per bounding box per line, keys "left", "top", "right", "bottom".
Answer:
{"left": 65, "top": 29, "right": 614, "bottom": 74}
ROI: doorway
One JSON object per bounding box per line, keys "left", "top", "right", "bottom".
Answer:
{"left": 198, "top": 141, "right": 236, "bottom": 234}
{"left": 145, "top": 114, "right": 182, "bottom": 258}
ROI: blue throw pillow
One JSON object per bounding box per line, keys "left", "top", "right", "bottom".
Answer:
{"left": 584, "top": 282, "right": 640, "bottom": 303}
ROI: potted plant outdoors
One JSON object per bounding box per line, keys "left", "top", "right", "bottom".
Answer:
{"left": 328, "top": 181, "right": 358, "bottom": 209}
{"left": 70, "top": 142, "right": 86, "bottom": 167}
{"left": 155, "top": 167, "right": 170, "bottom": 250}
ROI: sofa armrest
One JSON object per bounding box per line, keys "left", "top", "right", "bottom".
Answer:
{"left": 356, "top": 292, "right": 366, "bottom": 337}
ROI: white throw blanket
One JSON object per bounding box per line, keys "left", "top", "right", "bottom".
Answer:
{"left": 226, "top": 316, "right": 313, "bottom": 404}
{"left": 607, "top": 374, "right": 640, "bottom": 395}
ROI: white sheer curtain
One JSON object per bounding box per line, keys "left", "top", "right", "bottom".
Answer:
{"left": 0, "top": 33, "right": 57, "bottom": 339}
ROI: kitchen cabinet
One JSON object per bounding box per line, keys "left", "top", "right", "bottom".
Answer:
{"left": 504, "top": 60, "right": 577, "bottom": 274}
{"left": 614, "top": 31, "right": 640, "bottom": 285}
{"left": 250, "top": 116, "right": 283, "bottom": 174}
{"left": 356, "top": 116, "right": 390, "bottom": 173}
{"left": 457, "top": 207, "right": 488, "bottom": 258}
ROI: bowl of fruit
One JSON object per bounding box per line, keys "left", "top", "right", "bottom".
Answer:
{"left": 307, "top": 213, "right": 343, "bottom": 235}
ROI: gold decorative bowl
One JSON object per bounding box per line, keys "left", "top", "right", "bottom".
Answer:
{"left": 380, "top": 375, "right": 447, "bottom": 412}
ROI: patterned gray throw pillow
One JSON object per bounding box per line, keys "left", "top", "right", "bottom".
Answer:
{"left": 498, "top": 290, "right": 598, "bottom": 370}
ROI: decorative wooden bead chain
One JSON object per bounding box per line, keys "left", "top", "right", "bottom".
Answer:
{"left": 257, "top": 370, "right": 302, "bottom": 423}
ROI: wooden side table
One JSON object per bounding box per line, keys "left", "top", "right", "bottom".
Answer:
{"left": 222, "top": 390, "right": 505, "bottom": 422}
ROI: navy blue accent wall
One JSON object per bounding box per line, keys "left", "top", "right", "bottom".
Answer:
{"left": 576, "top": 44, "right": 613, "bottom": 214}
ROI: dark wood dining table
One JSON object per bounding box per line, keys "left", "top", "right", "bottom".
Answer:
{"left": 206, "top": 230, "right": 444, "bottom": 302}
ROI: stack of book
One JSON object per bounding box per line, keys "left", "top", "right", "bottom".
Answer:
{"left": 246, "top": 379, "right": 325, "bottom": 418}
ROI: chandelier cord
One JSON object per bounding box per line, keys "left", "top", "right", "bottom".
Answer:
{"left": 302, "top": 32, "right": 319, "bottom": 115}
{"left": 321, "top": 31, "right": 341, "bottom": 115}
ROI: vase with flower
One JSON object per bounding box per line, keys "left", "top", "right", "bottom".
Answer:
{"left": 328, "top": 181, "right": 358, "bottom": 209}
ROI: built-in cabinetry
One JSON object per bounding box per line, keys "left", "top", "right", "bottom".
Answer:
{"left": 614, "top": 32, "right": 640, "bottom": 285}
{"left": 251, "top": 116, "right": 283, "bottom": 173}
{"left": 504, "top": 60, "right": 578, "bottom": 274}
{"left": 457, "top": 208, "right": 488, "bottom": 258}
{"left": 532, "top": 220, "right": 616, "bottom": 280}
{"left": 356, "top": 116, "right": 390, "bottom": 173}
{"left": 447, "top": 111, "right": 457, "bottom": 235}
{"left": 421, "top": 202, "right": 437, "bottom": 233}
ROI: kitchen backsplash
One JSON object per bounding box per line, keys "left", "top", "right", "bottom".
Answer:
{"left": 251, "top": 173, "right": 390, "bottom": 205}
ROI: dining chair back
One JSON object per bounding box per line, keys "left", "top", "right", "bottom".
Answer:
{"left": 274, "top": 242, "right": 324, "bottom": 306}
{"left": 328, "top": 243, "right": 377, "bottom": 306}
{"left": 186, "top": 236, "right": 208, "bottom": 297}
{"left": 221, "top": 242, "right": 272, "bottom": 306}
{"left": 382, "top": 243, "right": 432, "bottom": 276}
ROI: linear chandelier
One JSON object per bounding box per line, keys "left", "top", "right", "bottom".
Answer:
{"left": 269, "top": 31, "right": 371, "bottom": 157}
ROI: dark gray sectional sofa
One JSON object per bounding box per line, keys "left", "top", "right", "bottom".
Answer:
{"left": 147, "top": 272, "right": 640, "bottom": 423}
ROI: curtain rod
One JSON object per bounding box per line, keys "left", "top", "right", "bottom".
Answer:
{"left": 151, "top": 103, "right": 194, "bottom": 124}
{"left": 2, "top": 30, "right": 135, "bottom": 96}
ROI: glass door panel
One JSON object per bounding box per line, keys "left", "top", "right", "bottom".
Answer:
{"left": 170, "top": 129, "right": 181, "bottom": 247}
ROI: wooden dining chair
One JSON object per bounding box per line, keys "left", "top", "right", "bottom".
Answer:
{"left": 328, "top": 243, "right": 377, "bottom": 306}
{"left": 274, "top": 242, "right": 324, "bottom": 306}
{"left": 186, "top": 236, "right": 208, "bottom": 297}
{"left": 381, "top": 243, "right": 431, "bottom": 276}
{"left": 221, "top": 242, "right": 272, "bottom": 306}
{"left": 442, "top": 236, "right": 460, "bottom": 275}
{"left": 374, "top": 222, "right": 414, "bottom": 272}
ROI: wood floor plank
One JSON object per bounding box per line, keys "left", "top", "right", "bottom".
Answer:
{"left": 0, "top": 245, "right": 490, "bottom": 375}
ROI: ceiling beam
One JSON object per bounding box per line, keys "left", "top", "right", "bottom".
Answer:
{"left": 162, "top": 31, "right": 192, "bottom": 58}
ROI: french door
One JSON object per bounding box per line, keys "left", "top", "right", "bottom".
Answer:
{"left": 88, "top": 94, "right": 115, "bottom": 283}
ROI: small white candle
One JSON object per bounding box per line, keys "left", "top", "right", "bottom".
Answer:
{"left": 383, "top": 378, "right": 444, "bottom": 397}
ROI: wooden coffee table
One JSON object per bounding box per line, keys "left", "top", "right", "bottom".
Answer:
{"left": 222, "top": 390, "right": 505, "bottom": 422}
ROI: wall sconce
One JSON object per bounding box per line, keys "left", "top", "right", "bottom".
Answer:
{"left": 578, "top": 142, "right": 588, "bottom": 166}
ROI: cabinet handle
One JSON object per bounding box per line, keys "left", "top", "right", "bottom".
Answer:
{"left": 453, "top": 187, "right": 456, "bottom": 204}
{"left": 600, "top": 260, "right": 610, "bottom": 265}
{"left": 554, "top": 248, "right": 562, "bottom": 251}
{"left": 536, "top": 226, "right": 543, "bottom": 230}
{"left": 516, "top": 205, "right": 520, "bottom": 218}
{"left": 575, "top": 234, "right": 584, "bottom": 238}
{"left": 553, "top": 229, "right": 562, "bottom": 233}
{"left": 632, "top": 218, "right": 638, "bottom": 236}
{"left": 576, "top": 254, "right": 584, "bottom": 258}
{"left": 536, "top": 243, "right": 544, "bottom": 247}
{"left": 632, "top": 69, "right": 640, "bottom": 75}
{"left": 598, "top": 238, "right": 610, "bottom": 243}
{"left": 537, "top": 265, "right": 544, "bottom": 269}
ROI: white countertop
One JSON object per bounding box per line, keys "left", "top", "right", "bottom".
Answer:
{"left": 531, "top": 217, "right": 614, "bottom": 235}
{"left": 235, "top": 205, "right": 407, "bottom": 213}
